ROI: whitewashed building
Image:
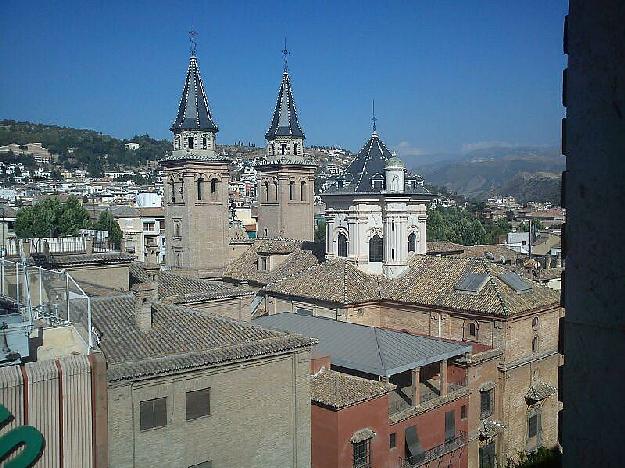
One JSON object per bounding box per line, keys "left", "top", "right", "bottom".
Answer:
{"left": 322, "top": 129, "right": 433, "bottom": 278}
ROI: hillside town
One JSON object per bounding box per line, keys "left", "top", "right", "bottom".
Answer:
{"left": 0, "top": 37, "right": 570, "bottom": 468}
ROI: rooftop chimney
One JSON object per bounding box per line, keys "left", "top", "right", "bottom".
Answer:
{"left": 131, "top": 281, "right": 158, "bottom": 332}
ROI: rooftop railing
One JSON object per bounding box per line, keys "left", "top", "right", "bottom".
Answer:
{"left": 400, "top": 430, "right": 468, "bottom": 467}
{"left": 0, "top": 256, "right": 94, "bottom": 351}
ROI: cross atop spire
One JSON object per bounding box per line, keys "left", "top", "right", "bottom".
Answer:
{"left": 372, "top": 99, "right": 377, "bottom": 133}
{"left": 282, "top": 37, "right": 290, "bottom": 72}
{"left": 189, "top": 30, "right": 198, "bottom": 56}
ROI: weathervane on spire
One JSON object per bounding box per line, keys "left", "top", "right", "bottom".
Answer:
{"left": 372, "top": 99, "right": 377, "bottom": 132}
{"left": 189, "top": 30, "right": 198, "bottom": 56}
{"left": 282, "top": 37, "right": 290, "bottom": 72}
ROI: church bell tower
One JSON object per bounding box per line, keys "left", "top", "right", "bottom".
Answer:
{"left": 256, "top": 42, "right": 316, "bottom": 240}
{"left": 160, "top": 36, "right": 230, "bottom": 277}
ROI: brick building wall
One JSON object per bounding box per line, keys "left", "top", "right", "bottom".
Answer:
{"left": 108, "top": 350, "right": 312, "bottom": 468}
{"left": 265, "top": 291, "right": 562, "bottom": 466}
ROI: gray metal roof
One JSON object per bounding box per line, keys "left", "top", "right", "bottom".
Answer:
{"left": 255, "top": 313, "right": 471, "bottom": 378}
{"left": 265, "top": 71, "right": 305, "bottom": 139}
{"left": 171, "top": 55, "right": 218, "bottom": 133}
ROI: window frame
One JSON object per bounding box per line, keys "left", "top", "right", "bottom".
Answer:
{"left": 352, "top": 438, "right": 371, "bottom": 468}
{"left": 408, "top": 232, "right": 417, "bottom": 252}
{"left": 139, "top": 397, "right": 167, "bottom": 431}
{"left": 186, "top": 387, "right": 211, "bottom": 421}
{"left": 337, "top": 233, "right": 348, "bottom": 258}
{"left": 480, "top": 388, "right": 494, "bottom": 419}
{"left": 389, "top": 432, "right": 396, "bottom": 449}
{"left": 369, "top": 234, "right": 383, "bottom": 262}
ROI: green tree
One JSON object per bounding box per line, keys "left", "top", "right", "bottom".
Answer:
{"left": 15, "top": 196, "right": 91, "bottom": 238}
{"left": 94, "top": 210, "right": 123, "bottom": 248}
{"left": 314, "top": 219, "right": 326, "bottom": 244}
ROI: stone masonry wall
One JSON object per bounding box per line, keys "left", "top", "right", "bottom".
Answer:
{"left": 107, "top": 350, "right": 312, "bottom": 468}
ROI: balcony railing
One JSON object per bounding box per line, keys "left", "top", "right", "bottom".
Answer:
{"left": 400, "top": 430, "right": 467, "bottom": 467}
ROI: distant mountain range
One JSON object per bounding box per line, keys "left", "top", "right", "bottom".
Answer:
{"left": 411, "top": 146, "right": 564, "bottom": 203}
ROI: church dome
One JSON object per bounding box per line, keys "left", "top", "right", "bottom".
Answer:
{"left": 385, "top": 155, "right": 405, "bottom": 169}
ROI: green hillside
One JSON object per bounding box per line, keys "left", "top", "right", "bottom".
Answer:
{"left": 0, "top": 119, "right": 172, "bottom": 175}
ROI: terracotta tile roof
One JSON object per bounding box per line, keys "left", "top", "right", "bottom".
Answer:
{"left": 385, "top": 256, "right": 559, "bottom": 316}
{"left": 427, "top": 241, "right": 466, "bottom": 255}
{"left": 90, "top": 295, "right": 315, "bottom": 382}
{"left": 265, "top": 259, "right": 386, "bottom": 304}
{"left": 311, "top": 368, "right": 395, "bottom": 409}
{"left": 265, "top": 255, "right": 559, "bottom": 316}
{"left": 129, "top": 263, "right": 253, "bottom": 303}
{"left": 223, "top": 239, "right": 323, "bottom": 286}
{"left": 457, "top": 245, "right": 523, "bottom": 264}
{"left": 36, "top": 252, "right": 134, "bottom": 267}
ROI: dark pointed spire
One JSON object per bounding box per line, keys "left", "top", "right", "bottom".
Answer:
{"left": 265, "top": 71, "right": 304, "bottom": 140}
{"left": 170, "top": 44, "right": 218, "bottom": 133}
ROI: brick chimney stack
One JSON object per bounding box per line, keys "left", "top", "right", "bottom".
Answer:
{"left": 131, "top": 281, "right": 158, "bottom": 332}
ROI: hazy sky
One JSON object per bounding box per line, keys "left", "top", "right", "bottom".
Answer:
{"left": 0, "top": 0, "right": 567, "bottom": 158}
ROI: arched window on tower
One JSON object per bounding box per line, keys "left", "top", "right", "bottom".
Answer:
{"left": 294, "top": 143, "right": 298, "bottom": 155}
{"left": 210, "top": 178, "right": 218, "bottom": 195}
{"left": 202, "top": 137, "right": 207, "bottom": 149}
{"left": 273, "top": 181, "right": 278, "bottom": 201}
{"left": 369, "top": 235, "right": 383, "bottom": 262}
{"left": 271, "top": 144, "right": 275, "bottom": 155}
{"left": 197, "top": 177, "right": 204, "bottom": 201}
{"left": 264, "top": 181, "right": 269, "bottom": 202}
{"left": 169, "top": 180, "right": 176, "bottom": 203}
{"left": 301, "top": 181, "right": 307, "bottom": 201}
{"left": 337, "top": 233, "right": 348, "bottom": 257}
{"left": 408, "top": 232, "right": 417, "bottom": 252}
{"left": 187, "top": 136, "right": 194, "bottom": 149}
{"left": 174, "top": 135, "right": 180, "bottom": 150}
{"left": 289, "top": 181, "right": 295, "bottom": 200}
{"left": 281, "top": 144, "right": 287, "bottom": 155}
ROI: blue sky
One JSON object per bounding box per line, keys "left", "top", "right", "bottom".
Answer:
{"left": 0, "top": 0, "right": 567, "bottom": 158}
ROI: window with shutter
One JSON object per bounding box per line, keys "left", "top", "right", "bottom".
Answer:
{"left": 389, "top": 432, "right": 396, "bottom": 448}
{"left": 186, "top": 388, "right": 211, "bottom": 420}
{"left": 140, "top": 397, "right": 167, "bottom": 430}
{"left": 445, "top": 410, "right": 456, "bottom": 442}
{"left": 480, "top": 389, "right": 493, "bottom": 419}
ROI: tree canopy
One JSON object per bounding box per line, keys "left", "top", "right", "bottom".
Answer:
{"left": 427, "top": 206, "right": 511, "bottom": 246}
{"left": 94, "top": 210, "right": 123, "bottom": 248}
{"left": 15, "top": 196, "right": 91, "bottom": 238}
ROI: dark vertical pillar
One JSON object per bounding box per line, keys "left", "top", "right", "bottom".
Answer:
{"left": 563, "top": 1, "right": 625, "bottom": 465}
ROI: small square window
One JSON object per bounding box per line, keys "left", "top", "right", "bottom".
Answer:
{"left": 389, "top": 432, "right": 396, "bottom": 448}
{"left": 461, "top": 405, "right": 467, "bottom": 420}
{"left": 186, "top": 388, "right": 210, "bottom": 420}
{"left": 140, "top": 397, "right": 167, "bottom": 430}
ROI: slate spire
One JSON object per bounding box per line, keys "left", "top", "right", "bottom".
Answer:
{"left": 265, "top": 70, "right": 305, "bottom": 140}
{"left": 170, "top": 51, "right": 218, "bottom": 133}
